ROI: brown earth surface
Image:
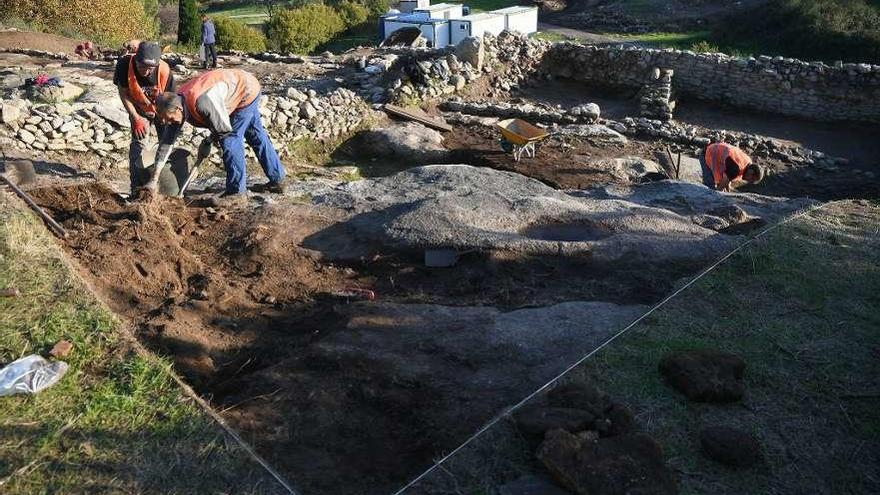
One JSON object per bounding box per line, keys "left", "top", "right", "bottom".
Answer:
{"left": 0, "top": 29, "right": 84, "bottom": 54}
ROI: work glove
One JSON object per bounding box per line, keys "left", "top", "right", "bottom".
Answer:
{"left": 195, "top": 137, "right": 212, "bottom": 165}
{"left": 131, "top": 116, "right": 148, "bottom": 140}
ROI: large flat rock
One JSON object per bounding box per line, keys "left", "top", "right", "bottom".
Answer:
{"left": 303, "top": 165, "right": 807, "bottom": 262}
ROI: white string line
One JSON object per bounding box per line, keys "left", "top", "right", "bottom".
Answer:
{"left": 392, "top": 202, "right": 828, "bottom": 495}
{"left": 125, "top": 334, "right": 303, "bottom": 495}
{"left": 6, "top": 185, "right": 302, "bottom": 495}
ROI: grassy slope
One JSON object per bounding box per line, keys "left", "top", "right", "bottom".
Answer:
{"left": 412, "top": 200, "right": 880, "bottom": 494}
{"left": 0, "top": 194, "right": 281, "bottom": 494}
{"left": 710, "top": 0, "right": 880, "bottom": 63}
{"left": 605, "top": 0, "right": 880, "bottom": 63}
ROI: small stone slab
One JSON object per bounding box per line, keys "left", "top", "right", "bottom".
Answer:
{"left": 659, "top": 349, "right": 746, "bottom": 403}
{"left": 538, "top": 430, "right": 677, "bottom": 495}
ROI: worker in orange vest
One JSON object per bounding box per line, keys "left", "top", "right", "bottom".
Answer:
{"left": 113, "top": 41, "right": 174, "bottom": 192}
{"left": 150, "top": 69, "right": 285, "bottom": 203}
{"left": 700, "top": 142, "right": 764, "bottom": 192}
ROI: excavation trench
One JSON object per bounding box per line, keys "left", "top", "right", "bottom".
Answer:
{"left": 28, "top": 181, "right": 711, "bottom": 495}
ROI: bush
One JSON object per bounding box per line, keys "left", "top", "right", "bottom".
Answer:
{"left": 211, "top": 15, "right": 267, "bottom": 52}
{"left": 177, "top": 0, "right": 200, "bottom": 45}
{"left": 1, "top": 0, "right": 155, "bottom": 45}
{"left": 363, "top": 0, "right": 390, "bottom": 18}
{"left": 335, "top": 0, "right": 368, "bottom": 29}
{"left": 267, "top": 3, "right": 345, "bottom": 54}
{"left": 690, "top": 40, "right": 720, "bottom": 54}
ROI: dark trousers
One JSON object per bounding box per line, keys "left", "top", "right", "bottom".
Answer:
{"left": 203, "top": 43, "right": 217, "bottom": 68}
{"left": 129, "top": 120, "right": 167, "bottom": 192}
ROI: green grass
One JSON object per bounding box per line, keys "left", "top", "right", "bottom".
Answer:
{"left": 412, "top": 200, "right": 880, "bottom": 494}
{"left": 0, "top": 196, "right": 280, "bottom": 493}
{"left": 711, "top": 0, "right": 880, "bottom": 63}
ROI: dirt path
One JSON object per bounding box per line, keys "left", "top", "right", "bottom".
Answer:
{"left": 537, "top": 22, "right": 620, "bottom": 44}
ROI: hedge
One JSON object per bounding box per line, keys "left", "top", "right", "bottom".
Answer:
{"left": 267, "top": 3, "right": 346, "bottom": 54}
{"left": 211, "top": 15, "right": 267, "bottom": 52}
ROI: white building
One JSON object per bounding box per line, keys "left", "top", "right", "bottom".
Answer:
{"left": 492, "top": 6, "right": 539, "bottom": 35}
{"left": 449, "top": 13, "right": 506, "bottom": 46}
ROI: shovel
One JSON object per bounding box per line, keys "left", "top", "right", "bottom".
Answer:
{"left": 178, "top": 137, "right": 212, "bottom": 198}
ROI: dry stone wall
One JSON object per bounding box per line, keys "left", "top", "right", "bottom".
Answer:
{"left": 0, "top": 87, "right": 372, "bottom": 168}
{"left": 544, "top": 43, "right": 880, "bottom": 123}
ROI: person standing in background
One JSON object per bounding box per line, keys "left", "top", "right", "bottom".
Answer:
{"left": 201, "top": 14, "right": 217, "bottom": 69}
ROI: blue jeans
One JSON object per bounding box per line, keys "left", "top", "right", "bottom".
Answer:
{"left": 221, "top": 94, "right": 285, "bottom": 194}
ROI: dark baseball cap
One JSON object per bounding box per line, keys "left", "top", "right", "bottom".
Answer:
{"left": 135, "top": 42, "right": 162, "bottom": 67}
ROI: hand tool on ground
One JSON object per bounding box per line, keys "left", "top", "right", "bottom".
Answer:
{"left": 0, "top": 159, "right": 67, "bottom": 239}
{"left": 496, "top": 118, "right": 550, "bottom": 162}
{"left": 664, "top": 145, "right": 682, "bottom": 179}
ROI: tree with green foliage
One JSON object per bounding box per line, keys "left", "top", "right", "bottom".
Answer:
{"left": 212, "top": 15, "right": 267, "bottom": 52}
{"left": 177, "top": 0, "right": 201, "bottom": 45}
{"left": 142, "top": 0, "right": 160, "bottom": 37}
{"left": 363, "top": 0, "right": 390, "bottom": 18}
{"left": 267, "top": 3, "right": 346, "bottom": 54}
{"left": 335, "top": 0, "right": 369, "bottom": 29}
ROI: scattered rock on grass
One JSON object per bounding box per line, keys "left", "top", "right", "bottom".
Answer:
{"left": 594, "top": 402, "right": 635, "bottom": 438}
{"left": 700, "top": 426, "right": 762, "bottom": 468}
{"left": 659, "top": 350, "right": 746, "bottom": 403}
{"left": 49, "top": 340, "right": 73, "bottom": 359}
{"left": 548, "top": 383, "right": 610, "bottom": 416}
{"left": 514, "top": 405, "right": 597, "bottom": 438}
{"left": 538, "top": 429, "right": 677, "bottom": 495}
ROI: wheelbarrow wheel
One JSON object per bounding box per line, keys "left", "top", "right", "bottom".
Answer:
{"left": 500, "top": 138, "right": 514, "bottom": 153}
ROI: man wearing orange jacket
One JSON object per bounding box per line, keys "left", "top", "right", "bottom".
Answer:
{"left": 113, "top": 41, "right": 174, "bottom": 192}
{"left": 151, "top": 69, "right": 285, "bottom": 201}
{"left": 700, "top": 142, "right": 764, "bottom": 192}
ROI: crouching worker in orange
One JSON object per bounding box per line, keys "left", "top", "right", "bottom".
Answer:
{"left": 700, "top": 142, "right": 764, "bottom": 192}
{"left": 113, "top": 41, "right": 174, "bottom": 192}
{"left": 149, "top": 69, "right": 286, "bottom": 202}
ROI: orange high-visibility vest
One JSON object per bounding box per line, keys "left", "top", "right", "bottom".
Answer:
{"left": 177, "top": 69, "right": 260, "bottom": 127}
{"left": 127, "top": 56, "right": 170, "bottom": 115}
{"left": 705, "top": 143, "right": 751, "bottom": 185}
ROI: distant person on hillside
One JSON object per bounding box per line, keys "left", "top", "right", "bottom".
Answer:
{"left": 201, "top": 14, "right": 217, "bottom": 69}
{"left": 150, "top": 69, "right": 286, "bottom": 203}
{"left": 113, "top": 41, "right": 175, "bottom": 193}
{"left": 700, "top": 142, "right": 764, "bottom": 192}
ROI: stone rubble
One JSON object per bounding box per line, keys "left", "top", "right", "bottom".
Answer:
{"left": 441, "top": 98, "right": 600, "bottom": 124}
{"left": 1, "top": 84, "right": 375, "bottom": 170}
{"left": 639, "top": 67, "right": 675, "bottom": 121}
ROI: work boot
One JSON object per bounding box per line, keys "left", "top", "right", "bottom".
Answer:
{"left": 206, "top": 192, "right": 247, "bottom": 208}
{"left": 251, "top": 180, "right": 285, "bottom": 194}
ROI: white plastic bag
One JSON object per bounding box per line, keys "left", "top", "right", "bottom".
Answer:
{"left": 198, "top": 43, "right": 206, "bottom": 63}
{"left": 0, "top": 355, "right": 69, "bottom": 397}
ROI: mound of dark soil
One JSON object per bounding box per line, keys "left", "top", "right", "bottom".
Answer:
{"left": 659, "top": 350, "right": 746, "bottom": 403}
